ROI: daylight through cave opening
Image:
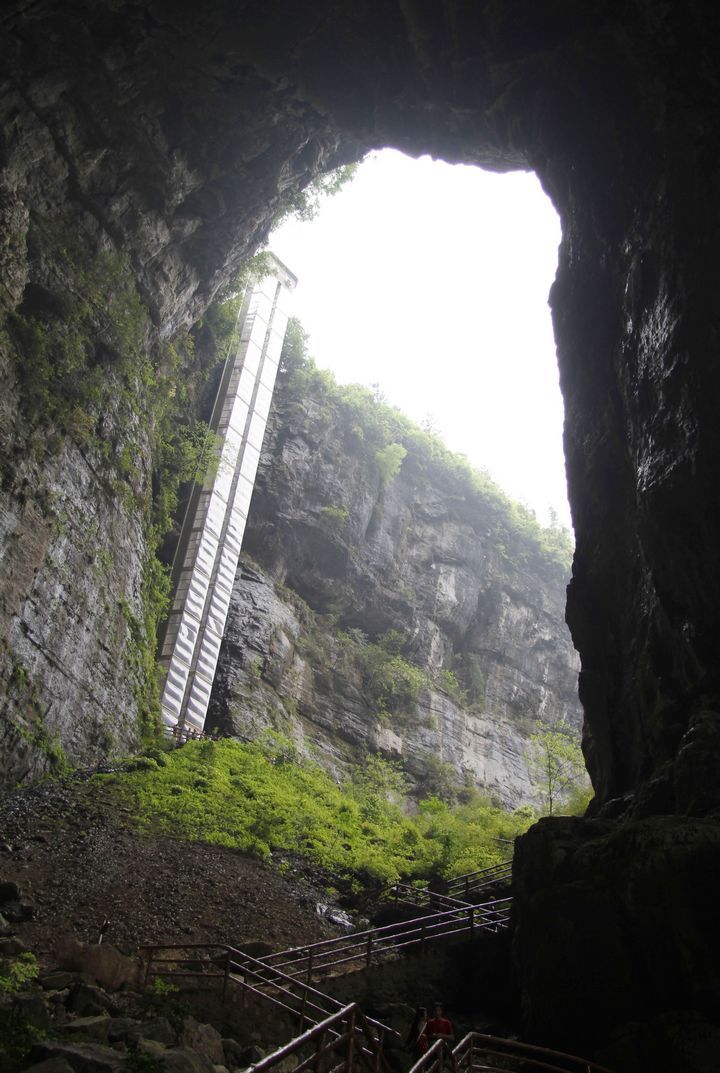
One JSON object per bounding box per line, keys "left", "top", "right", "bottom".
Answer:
{"left": 271, "top": 149, "right": 570, "bottom": 532}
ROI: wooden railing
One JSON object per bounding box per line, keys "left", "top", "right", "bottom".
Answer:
{"left": 407, "top": 1032, "right": 618, "bottom": 1073}
{"left": 388, "top": 883, "right": 479, "bottom": 913}
{"left": 140, "top": 942, "right": 397, "bottom": 1055}
{"left": 163, "top": 722, "right": 210, "bottom": 746}
{"left": 260, "top": 898, "right": 512, "bottom": 984}
{"left": 384, "top": 862, "right": 513, "bottom": 914}
{"left": 249, "top": 1002, "right": 393, "bottom": 1073}
{"left": 445, "top": 861, "right": 513, "bottom": 900}
{"left": 142, "top": 897, "right": 510, "bottom": 1009}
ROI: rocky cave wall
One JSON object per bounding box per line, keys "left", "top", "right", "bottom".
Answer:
{"left": 207, "top": 364, "right": 581, "bottom": 808}
{"left": 3, "top": 1, "right": 720, "bottom": 1066}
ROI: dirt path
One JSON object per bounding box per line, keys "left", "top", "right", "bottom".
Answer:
{"left": 0, "top": 772, "right": 344, "bottom": 962}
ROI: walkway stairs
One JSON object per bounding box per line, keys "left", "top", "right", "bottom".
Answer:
{"left": 141, "top": 862, "right": 615, "bottom": 1073}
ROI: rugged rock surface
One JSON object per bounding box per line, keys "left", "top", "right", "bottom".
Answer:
{"left": 0, "top": 438, "right": 146, "bottom": 786}
{"left": 3, "top": 1, "right": 720, "bottom": 1065}
{"left": 208, "top": 368, "right": 580, "bottom": 807}
{"left": 513, "top": 814, "right": 720, "bottom": 1070}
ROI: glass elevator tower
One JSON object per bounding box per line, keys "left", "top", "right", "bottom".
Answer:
{"left": 159, "top": 255, "right": 296, "bottom": 731}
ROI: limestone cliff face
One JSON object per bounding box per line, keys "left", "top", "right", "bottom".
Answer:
{"left": 0, "top": 436, "right": 147, "bottom": 784}
{"left": 208, "top": 367, "right": 580, "bottom": 807}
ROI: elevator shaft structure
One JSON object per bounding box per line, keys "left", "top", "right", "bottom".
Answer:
{"left": 159, "top": 256, "right": 296, "bottom": 731}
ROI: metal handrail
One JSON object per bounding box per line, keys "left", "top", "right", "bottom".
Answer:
{"left": 261, "top": 898, "right": 511, "bottom": 982}
{"left": 140, "top": 942, "right": 397, "bottom": 1049}
{"left": 452, "top": 1031, "right": 618, "bottom": 1073}
{"left": 249, "top": 1002, "right": 392, "bottom": 1073}
{"left": 381, "top": 862, "right": 513, "bottom": 917}
{"left": 445, "top": 861, "right": 513, "bottom": 899}
{"left": 408, "top": 1039, "right": 446, "bottom": 1073}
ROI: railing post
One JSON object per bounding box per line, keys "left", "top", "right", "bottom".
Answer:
{"left": 366, "top": 932, "right": 373, "bottom": 968}
{"left": 222, "top": 948, "right": 231, "bottom": 1001}
{"left": 374, "top": 1027, "right": 384, "bottom": 1073}
{"left": 469, "top": 906, "right": 474, "bottom": 941}
{"left": 299, "top": 985, "right": 308, "bottom": 1029}
{"left": 421, "top": 920, "right": 426, "bottom": 954}
{"left": 307, "top": 948, "right": 314, "bottom": 985}
{"left": 347, "top": 1007, "right": 356, "bottom": 1073}
{"left": 315, "top": 1027, "right": 327, "bottom": 1073}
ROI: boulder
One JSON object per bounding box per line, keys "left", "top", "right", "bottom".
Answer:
{"left": 58, "top": 1014, "right": 111, "bottom": 1043}
{"left": 0, "top": 912, "right": 12, "bottom": 936}
{"left": 236, "top": 1045, "right": 265, "bottom": 1066}
{"left": 68, "top": 981, "right": 120, "bottom": 1017}
{"left": 54, "top": 935, "right": 141, "bottom": 990}
{"left": 14, "top": 993, "right": 52, "bottom": 1031}
{"left": 137, "top": 1038, "right": 169, "bottom": 1057}
{"left": 221, "top": 1039, "right": 247, "bottom": 1068}
{"left": 40, "top": 971, "right": 78, "bottom": 990}
{"left": 134, "top": 1017, "right": 178, "bottom": 1047}
{"left": 29, "top": 1040, "right": 125, "bottom": 1073}
{"left": 107, "top": 1017, "right": 143, "bottom": 1043}
{"left": 178, "top": 1017, "right": 225, "bottom": 1065}
{"left": 156, "top": 1047, "right": 217, "bottom": 1073}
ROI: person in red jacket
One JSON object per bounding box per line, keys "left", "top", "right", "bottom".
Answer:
{"left": 424, "top": 1002, "right": 455, "bottom": 1046}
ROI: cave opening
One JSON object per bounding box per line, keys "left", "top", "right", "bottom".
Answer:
{"left": 4, "top": 4, "right": 720, "bottom": 1063}
{"left": 269, "top": 148, "right": 569, "bottom": 532}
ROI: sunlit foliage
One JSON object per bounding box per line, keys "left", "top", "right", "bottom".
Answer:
{"left": 107, "top": 736, "right": 534, "bottom": 885}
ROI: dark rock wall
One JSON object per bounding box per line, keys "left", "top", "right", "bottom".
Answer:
{"left": 3, "top": 1, "right": 720, "bottom": 1063}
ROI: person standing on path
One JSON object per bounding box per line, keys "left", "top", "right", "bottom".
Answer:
{"left": 424, "top": 1002, "right": 455, "bottom": 1046}
{"left": 406, "top": 1006, "right": 429, "bottom": 1058}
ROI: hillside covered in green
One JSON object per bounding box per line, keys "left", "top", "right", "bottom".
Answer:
{"left": 108, "top": 736, "right": 535, "bottom": 886}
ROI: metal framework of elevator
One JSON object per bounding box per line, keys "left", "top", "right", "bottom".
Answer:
{"left": 159, "top": 255, "right": 296, "bottom": 732}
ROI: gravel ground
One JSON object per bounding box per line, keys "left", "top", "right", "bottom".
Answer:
{"left": 0, "top": 771, "right": 345, "bottom": 964}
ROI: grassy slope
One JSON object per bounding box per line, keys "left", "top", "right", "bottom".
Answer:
{"left": 108, "top": 737, "right": 534, "bottom": 886}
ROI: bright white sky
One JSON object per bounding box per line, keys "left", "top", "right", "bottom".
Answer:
{"left": 270, "top": 148, "right": 570, "bottom": 529}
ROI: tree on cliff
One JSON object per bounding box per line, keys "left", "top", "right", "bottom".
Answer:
{"left": 527, "top": 720, "right": 587, "bottom": 815}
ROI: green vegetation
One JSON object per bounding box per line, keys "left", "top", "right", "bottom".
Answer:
{"left": 106, "top": 736, "right": 533, "bottom": 885}
{"left": 298, "top": 621, "right": 429, "bottom": 727}
{"left": 320, "top": 504, "right": 350, "bottom": 526}
{"left": 273, "top": 164, "right": 358, "bottom": 226}
{"left": 0, "top": 953, "right": 42, "bottom": 1072}
{"left": 526, "top": 719, "right": 590, "bottom": 815}
{"left": 375, "top": 442, "right": 407, "bottom": 486}
{"left": 0, "top": 953, "right": 39, "bottom": 995}
{"left": 278, "top": 320, "right": 573, "bottom": 573}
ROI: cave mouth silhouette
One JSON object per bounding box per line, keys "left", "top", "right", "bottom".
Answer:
{"left": 270, "top": 148, "right": 569, "bottom": 533}
{"left": 5, "top": 5, "right": 720, "bottom": 1061}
